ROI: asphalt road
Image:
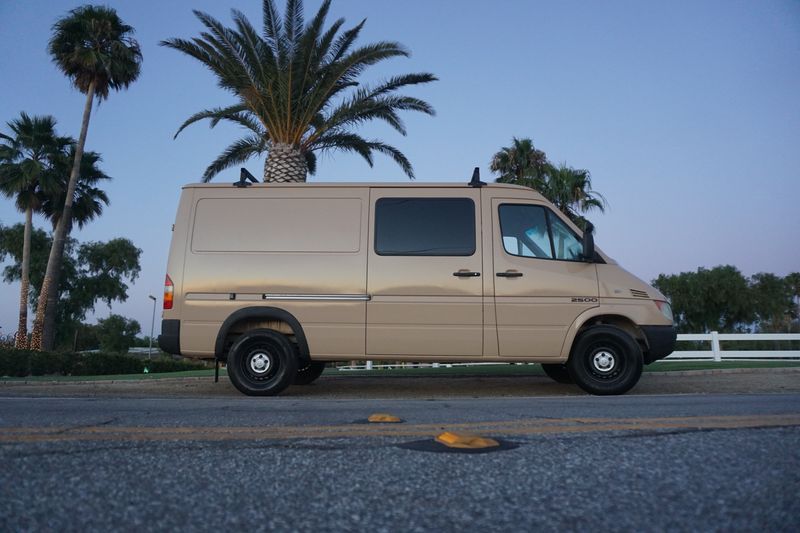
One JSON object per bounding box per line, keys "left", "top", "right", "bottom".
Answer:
{"left": 2, "top": 390, "right": 799, "bottom": 532}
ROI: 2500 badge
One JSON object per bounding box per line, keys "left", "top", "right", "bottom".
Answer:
{"left": 571, "top": 297, "right": 599, "bottom": 303}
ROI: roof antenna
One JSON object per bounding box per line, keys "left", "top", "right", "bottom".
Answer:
{"left": 233, "top": 168, "right": 259, "bottom": 188}
{"left": 468, "top": 167, "right": 486, "bottom": 188}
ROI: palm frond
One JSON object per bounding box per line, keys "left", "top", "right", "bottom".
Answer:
{"left": 312, "top": 131, "right": 373, "bottom": 164}
{"left": 366, "top": 141, "right": 414, "bottom": 178}
{"left": 174, "top": 104, "right": 249, "bottom": 138}
{"left": 202, "top": 135, "right": 267, "bottom": 181}
{"left": 304, "top": 148, "right": 317, "bottom": 175}
{"left": 262, "top": 0, "right": 286, "bottom": 57}
{"left": 283, "top": 0, "right": 304, "bottom": 53}
{"left": 367, "top": 73, "right": 438, "bottom": 98}
{"left": 311, "top": 133, "right": 413, "bottom": 178}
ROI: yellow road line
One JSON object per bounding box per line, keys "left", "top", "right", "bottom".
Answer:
{"left": 2, "top": 414, "right": 798, "bottom": 444}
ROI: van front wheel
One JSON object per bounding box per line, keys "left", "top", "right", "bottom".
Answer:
{"left": 567, "top": 326, "right": 643, "bottom": 395}
{"left": 227, "top": 329, "right": 298, "bottom": 396}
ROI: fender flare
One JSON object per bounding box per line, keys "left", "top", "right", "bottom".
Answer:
{"left": 214, "top": 306, "right": 310, "bottom": 360}
{"left": 559, "top": 306, "right": 642, "bottom": 359}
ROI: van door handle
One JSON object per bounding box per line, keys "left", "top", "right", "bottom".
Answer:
{"left": 453, "top": 271, "right": 481, "bottom": 277}
{"left": 496, "top": 271, "right": 523, "bottom": 278}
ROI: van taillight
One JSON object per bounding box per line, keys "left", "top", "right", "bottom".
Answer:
{"left": 164, "top": 275, "right": 174, "bottom": 310}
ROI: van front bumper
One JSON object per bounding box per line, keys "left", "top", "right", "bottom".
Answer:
{"left": 158, "top": 319, "right": 181, "bottom": 355}
{"left": 641, "top": 325, "right": 677, "bottom": 364}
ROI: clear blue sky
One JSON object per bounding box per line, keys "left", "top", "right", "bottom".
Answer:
{"left": 1, "top": 0, "right": 798, "bottom": 335}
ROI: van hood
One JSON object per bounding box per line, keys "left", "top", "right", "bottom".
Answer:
{"left": 597, "top": 263, "right": 667, "bottom": 301}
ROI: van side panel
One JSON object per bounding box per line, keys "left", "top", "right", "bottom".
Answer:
{"left": 179, "top": 187, "right": 369, "bottom": 358}
{"left": 366, "top": 188, "right": 484, "bottom": 356}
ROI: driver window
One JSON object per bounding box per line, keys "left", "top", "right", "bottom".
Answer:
{"left": 498, "top": 203, "right": 585, "bottom": 262}
{"left": 498, "top": 204, "right": 553, "bottom": 259}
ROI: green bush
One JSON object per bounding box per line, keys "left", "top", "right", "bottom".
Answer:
{"left": 0, "top": 347, "right": 206, "bottom": 377}
{"left": 0, "top": 348, "right": 30, "bottom": 377}
{"left": 29, "top": 352, "right": 68, "bottom": 376}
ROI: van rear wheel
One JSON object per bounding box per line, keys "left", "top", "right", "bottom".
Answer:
{"left": 227, "top": 329, "right": 297, "bottom": 396}
{"left": 567, "top": 325, "right": 643, "bottom": 395}
{"left": 294, "top": 360, "right": 326, "bottom": 385}
{"left": 541, "top": 363, "right": 573, "bottom": 384}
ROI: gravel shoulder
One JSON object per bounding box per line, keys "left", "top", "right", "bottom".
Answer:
{"left": 2, "top": 367, "right": 799, "bottom": 398}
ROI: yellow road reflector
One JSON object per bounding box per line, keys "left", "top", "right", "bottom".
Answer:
{"left": 435, "top": 431, "right": 500, "bottom": 449}
{"left": 367, "top": 413, "right": 402, "bottom": 423}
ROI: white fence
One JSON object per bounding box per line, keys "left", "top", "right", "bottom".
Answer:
{"left": 667, "top": 332, "right": 800, "bottom": 361}
{"left": 337, "top": 332, "right": 800, "bottom": 371}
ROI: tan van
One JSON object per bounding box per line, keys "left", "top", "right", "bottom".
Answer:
{"left": 159, "top": 174, "right": 675, "bottom": 396}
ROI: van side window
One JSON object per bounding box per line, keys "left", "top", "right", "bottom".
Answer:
{"left": 499, "top": 204, "right": 553, "bottom": 259}
{"left": 498, "top": 204, "right": 583, "bottom": 261}
{"left": 375, "top": 198, "right": 475, "bottom": 256}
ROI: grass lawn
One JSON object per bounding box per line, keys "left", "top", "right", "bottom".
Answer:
{"left": 2, "top": 360, "right": 798, "bottom": 382}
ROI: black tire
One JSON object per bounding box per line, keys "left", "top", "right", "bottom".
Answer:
{"left": 541, "top": 363, "right": 573, "bottom": 384}
{"left": 227, "top": 329, "right": 298, "bottom": 396}
{"left": 294, "top": 360, "right": 326, "bottom": 385}
{"left": 567, "top": 325, "right": 643, "bottom": 395}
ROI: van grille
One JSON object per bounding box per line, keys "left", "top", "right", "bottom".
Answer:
{"left": 630, "top": 289, "right": 649, "bottom": 299}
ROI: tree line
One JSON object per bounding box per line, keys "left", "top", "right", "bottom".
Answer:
{"left": 0, "top": 224, "right": 141, "bottom": 350}
{"left": 653, "top": 266, "right": 800, "bottom": 334}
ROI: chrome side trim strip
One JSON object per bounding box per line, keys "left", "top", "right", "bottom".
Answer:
{"left": 262, "top": 294, "right": 371, "bottom": 301}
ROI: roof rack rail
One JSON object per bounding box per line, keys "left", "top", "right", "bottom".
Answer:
{"left": 468, "top": 167, "right": 486, "bottom": 188}
{"left": 233, "top": 168, "right": 259, "bottom": 188}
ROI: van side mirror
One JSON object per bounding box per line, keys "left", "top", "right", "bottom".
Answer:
{"left": 582, "top": 222, "right": 595, "bottom": 262}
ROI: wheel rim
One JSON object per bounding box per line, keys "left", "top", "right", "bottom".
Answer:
{"left": 592, "top": 350, "right": 616, "bottom": 374}
{"left": 249, "top": 351, "right": 272, "bottom": 374}
{"left": 240, "top": 342, "right": 281, "bottom": 382}
{"left": 584, "top": 341, "right": 626, "bottom": 381}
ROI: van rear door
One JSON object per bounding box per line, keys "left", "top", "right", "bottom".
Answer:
{"left": 366, "top": 188, "right": 483, "bottom": 356}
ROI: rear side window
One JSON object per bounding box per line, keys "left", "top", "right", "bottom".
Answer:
{"left": 375, "top": 198, "right": 475, "bottom": 256}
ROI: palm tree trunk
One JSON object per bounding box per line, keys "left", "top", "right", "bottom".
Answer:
{"left": 14, "top": 207, "right": 33, "bottom": 349}
{"left": 263, "top": 143, "right": 307, "bottom": 182}
{"left": 31, "top": 80, "right": 96, "bottom": 352}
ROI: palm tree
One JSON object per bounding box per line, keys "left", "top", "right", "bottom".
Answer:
{"left": 161, "top": 0, "right": 437, "bottom": 182}
{"left": 32, "top": 5, "right": 142, "bottom": 351}
{"left": 37, "top": 148, "right": 111, "bottom": 341}
{"left": 543, "top": 163, "right": 607, "bottom": 229}
{"left": 0, "top": 113, "right": 67, "bottom": 348}
{"left": 490, "top": 137, "right": 548, "bottom": 190}
{"left": 40, "top": 146, "right": 111, "bottom": 231}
